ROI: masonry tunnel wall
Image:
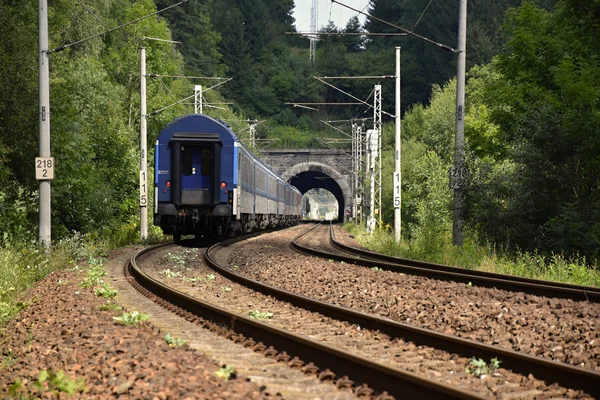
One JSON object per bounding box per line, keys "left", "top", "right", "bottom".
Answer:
{"left": 283, "top": 162, "right": 351, "bottom": 222}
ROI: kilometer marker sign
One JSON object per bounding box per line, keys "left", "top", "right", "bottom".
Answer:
{"left": 35, "top": 157, "right": 55, "bottom": 180}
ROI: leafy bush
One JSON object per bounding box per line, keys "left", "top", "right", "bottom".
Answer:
{"left": 466, "top": 358, "right": 501, "bottom": 378}
{"left": 99, "top": 302, "right": 122, "bottom": 311}
{"left": 79, "top": 258, "right": 108, "bottom": 289}
{"left": 94, "top": 284, "right": 117, "bottom": 299}
{"left": 215, "top": 365, "right": 236, "bottom": 381}
{"left": 248, "top": 310, "right": 273, "bottom": 320}
{"left": 0, "top": 234, "right": 105, "bottom": 326}
{"left": 164, "top": 333, "right": 187, "bottom": 348}
{"left": 343, "top": 223, "right": 600, "bottom": 287}
{"left": 9, "top": 369, "right": 86, "bottom": 396}
{"left": 113, "top": 311, "right": 149, "bottom": 326}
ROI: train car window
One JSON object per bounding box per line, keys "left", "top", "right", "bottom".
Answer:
{"left": 240, "top": 153, "right": 252, "bottom": 185}
{"left": 200, "top": 148, "right": 211, "bottom": 176}
{"left": 269, "top": 176, "right": 277, "bottom": 197}
{"left": 182, "top": 147, "right": 193, "bottom": 176}
{"left": 256, "top": 169, "right": 267, "bottom": 192}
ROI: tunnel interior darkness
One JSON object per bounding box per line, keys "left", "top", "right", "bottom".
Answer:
{"left": 289, "top": 170, "right": 345, "bottom": 222}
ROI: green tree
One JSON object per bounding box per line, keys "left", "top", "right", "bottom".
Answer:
{"left": 154, "top": 0, "right": 225, "bottom": 76}
{"left": 474, "top": 0, "right": 600, "bottom": 257}
{"left": 0, "top": 0, "right": 190, "bottom": 241}
{"left": 343, "top": 16, "right": 365, "bottom": 53}
{"left": 363, "top": 0, "right": 559, "bottom": 109}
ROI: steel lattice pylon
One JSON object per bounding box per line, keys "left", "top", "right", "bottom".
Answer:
{"left": 310, "top": 0, "right": 317, "bottom": 63}
{"left": 352, "top": 122, "right": 365, "bottom": 223}
{"left": 194, "top": 85, "right": 203, "bottom": 114}
{"left": 374, "top": 85, "right": 383, "bottom": 229}
{"left": 366, "top": 85, "right": 382, "bottom": 234}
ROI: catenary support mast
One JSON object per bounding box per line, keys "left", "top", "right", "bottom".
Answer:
{"left": 194, "top": 85, "right": 203, "bottom": 114}
{"left": 375, "top": 85, "right": 382, "bottom": 229}
{"left": 39, "top": 0, "right": 51, "bottom": 248}
{"left": 140, "top": 47, "right": 148, "bottom": 240}
{"left": 394, "top": 47, "right": 401, "bottom": 243}
{"left": 310, "top": 0, "right": 318, "bottom": 63}
{"left": 452, "top": 0, "right": 467, "bottom": 246}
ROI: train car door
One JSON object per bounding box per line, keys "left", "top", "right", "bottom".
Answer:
{"left": 181, "top": 146, "right": 212, "bottom": 205}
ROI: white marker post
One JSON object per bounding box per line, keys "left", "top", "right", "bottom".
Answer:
{"left": 140, "top": 47, "right": 148, "bottom": 240}
{"left": 394, "top": 47, "right": 401, "bottom": 243}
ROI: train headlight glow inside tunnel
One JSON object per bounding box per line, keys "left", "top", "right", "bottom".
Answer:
{"left": 220, "top": 181, "right": 227, "bottom": 189}
{"left": 166, "top": 181, "right": 171, "bottom": 188}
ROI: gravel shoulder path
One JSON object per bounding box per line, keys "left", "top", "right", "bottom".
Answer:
{"left": 0, "top": 248, "right": 266, "bottom": 399}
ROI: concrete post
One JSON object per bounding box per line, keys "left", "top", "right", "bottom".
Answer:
{"left": 452, "top": 0, "right": 467, "bottom": 246}
{"left": 39, "top": 0, "right": 51, "bottom": 248}
{"left": 140, "top": 47, "right": 148, "bottom": 240}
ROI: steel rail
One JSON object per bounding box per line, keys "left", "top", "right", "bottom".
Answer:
{"left": 128, "top": 239, "right": 482, "bottom": 399}
{"left": 326, "top": 223, "right": 600, "bottom": 303}
{"left": 287, "top": 224, "right": 600, "bottom": 396}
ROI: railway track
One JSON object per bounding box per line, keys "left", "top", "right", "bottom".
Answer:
{"left": 319, "top": 223, "right": 600, "bottom": 303}
{"left": 125, "top": 229, "right": 599, "bottom": 399}
{"left": 127, "top": 240, "right": 482, "bottom": 399}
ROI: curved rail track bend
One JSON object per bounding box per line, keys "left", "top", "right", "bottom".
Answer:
{"left": 126, "top": 242, "right": 484, "bottom": 399}
{"left": 126, "top": 229, "right": 600, "bottom": 399}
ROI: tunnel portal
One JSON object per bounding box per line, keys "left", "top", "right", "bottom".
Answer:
{"left": 283, "top": 162, "right": 351, "bottom": 222}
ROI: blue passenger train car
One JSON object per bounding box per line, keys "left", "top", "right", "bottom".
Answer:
{"left": 154, "top": 114, "right": 301, "bottom": 241}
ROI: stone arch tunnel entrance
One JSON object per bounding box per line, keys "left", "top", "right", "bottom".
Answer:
{"left": 283, "top": 162, "right": 351, "bottom": 222}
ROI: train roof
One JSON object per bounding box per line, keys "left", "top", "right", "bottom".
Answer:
{"left": 157, "top": 114, "right": 238, "bottom": 145}
{"left": 157, "top": 114, "right": 301, "bottom": 195}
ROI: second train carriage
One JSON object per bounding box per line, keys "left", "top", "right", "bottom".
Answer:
{"left": 154, "top": 114, "right": 301, "bottom": 240}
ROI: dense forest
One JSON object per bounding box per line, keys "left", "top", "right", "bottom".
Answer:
{"left": 0, "top": 0, "right": 599, "bottom": 261}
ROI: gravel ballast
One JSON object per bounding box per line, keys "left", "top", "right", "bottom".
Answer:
{"left": 227, "top": 225, "right": 600, "bottom": 372}
{"left": 0, "top": 267, "right": 266, "bottom": 399}
{"left": 142, "top": 243, "right": 592, "bottom": 399}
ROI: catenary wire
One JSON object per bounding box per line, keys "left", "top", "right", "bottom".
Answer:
{"left": 77, "top": 0, "right": 109, "bottom": 29}
{"left": 331, "top": 0, "right": 456, "bottom": 52}
{"left": 412, "top": 0, "right": 435, "bottom": 31}
{"left": 50, "top": 0, "right": 188, "bottom": 53}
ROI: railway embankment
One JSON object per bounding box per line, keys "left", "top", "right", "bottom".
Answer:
{"left": 0, "top": 249, "right": 268, "bottom": 399}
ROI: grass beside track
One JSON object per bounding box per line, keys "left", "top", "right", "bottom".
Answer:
{"left": 0, "top": 223, "right": 166, "bottom": 326}
{"left": 343, "top": 223, "right": 600, "bottom": 288}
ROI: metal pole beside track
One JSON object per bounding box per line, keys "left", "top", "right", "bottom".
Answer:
{"left": 140, "top": 47, "right": 148, "bottom": 240}
{"left": 452, "top": 0, "right": 467, "bottom": 246}
{"left": 394, "top": 47, "right": 401, "bottom": 243}
{"left": 39, "top": 0, "right": 51, "bottom": 249}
